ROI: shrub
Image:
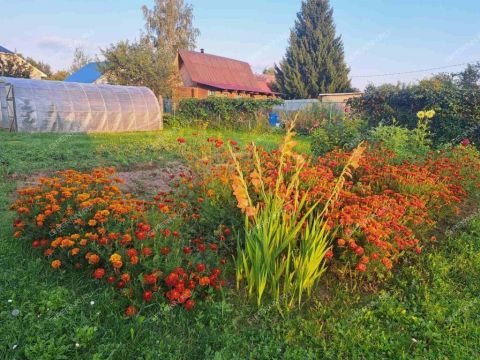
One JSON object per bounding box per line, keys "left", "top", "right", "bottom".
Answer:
{"left": 281, "top": 102, "right": 346, "bottom": 135}
{"left": 310, "top": 117, "right": 367, "bottom": 156}
{"left": 176, "top": 97, "right": 284, "bottom": 130}
{"left": 368, "top": 116, "right": 432, "bottom": 162}
{"left": 349, "top": 65, "right": 480, "bottom": 147}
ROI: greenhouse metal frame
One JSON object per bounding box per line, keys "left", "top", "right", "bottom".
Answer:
{"left": 0, "top": 77, "right": 163, "bottom": 133}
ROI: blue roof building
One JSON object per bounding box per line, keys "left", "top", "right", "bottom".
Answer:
{"left": 0, "top": 45, "right": 14, "bottom": 54}
{"left": 65, "top": 62, "right": 104, "bottom": 83}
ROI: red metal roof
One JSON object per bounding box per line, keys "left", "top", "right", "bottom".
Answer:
{"left": 178, "top": 50, "right": 273, "bottom": 94}
{"left": 255, "top": 74, "right": 276, "bottom": 93}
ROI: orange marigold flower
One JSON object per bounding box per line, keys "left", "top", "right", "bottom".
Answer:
{"left": 125, "top": 305, "right": 137, "bottom": 317}
{"left": 51, "top": 260, "right": 61, "bottom": 269}
{"left": 199, "top": 276, "right": 210, "bottom": 286}
{"left": 88, "top": 219, "right": 97, "bottom": 227}
{"left": 88, "top": 254, "right": 100, "bottom": 264}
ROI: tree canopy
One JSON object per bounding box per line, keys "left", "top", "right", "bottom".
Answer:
{"left": 275, "top": 0, "right": 352, "bottom": 99}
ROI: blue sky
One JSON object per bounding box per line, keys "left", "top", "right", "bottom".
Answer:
{"left": 1, "top": 0, "right": 480, "bottom": 89}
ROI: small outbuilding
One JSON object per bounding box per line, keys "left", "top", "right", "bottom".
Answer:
{"left": 0, "top": 77, "right": 162, "bottom": 133}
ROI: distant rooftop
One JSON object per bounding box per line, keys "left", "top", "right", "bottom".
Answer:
{"left": 65, "top": 62, "right": 103, "bottom": 83}
{"left": 0, "top": 45, "right": 14, "bottom": 54}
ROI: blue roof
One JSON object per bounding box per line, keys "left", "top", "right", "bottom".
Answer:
{"left": 65, "top": 62, "right": 103, "bottom": 83}
{"left": 0, "top": 45, "right": 14, "bottom": 54}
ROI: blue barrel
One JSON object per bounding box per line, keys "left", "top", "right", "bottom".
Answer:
{"left": 269, "top": 113, "right": 280, "bottom": 127}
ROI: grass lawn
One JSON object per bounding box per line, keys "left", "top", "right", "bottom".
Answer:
{"left": 1, "top": 129, "right": 479, "bottom": 359}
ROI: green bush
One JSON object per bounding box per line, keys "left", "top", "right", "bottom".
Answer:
{"left": 310, "top": 117, "right": 367, "bottom": 156}
{"left": 349, "top": 64, "right": 480, "bottom": 147}
{"left": 368, "top": 119, "right": 432, "bottom": 162}
{"left": 281, "top": 102, "right": 346, "bottom": 135}
{"left": 176, "top": 97, "right": 283, "bottom": 131}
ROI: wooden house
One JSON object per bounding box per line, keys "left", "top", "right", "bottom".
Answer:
{"left": 173, "top": 49, "right": 277, "bottom": 105}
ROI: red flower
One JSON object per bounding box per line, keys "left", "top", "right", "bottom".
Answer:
{"left": 165, "top": 272, "right": 179, "bottom": 286}
{"left": 357, "top": 263, "right": 367, "bottom": 272}
{"left": 107, "top": 276, "right": 116, "bottom": 284}
{"left": 93, "top": 268, "right": 105, "bottom": 279}
{"left": 143, "top": 291, "right": 153, "bottom": 302}
{"left": 197, "top": 244, "right": 206, "bottom": 252}
{"left": 185, "top": 299, "right": 195, "bottom": 310}
{"left": 177, "top": 137, "right": 186, "bottom": 144}
{"left": 355, "top": 247, "right": 365, "bottom": 256}
{"left": 183, "top": 246, "right": 192, "bottom": 254}
{"left": 325, "top": 249, "right": 334, "bottom": 259}
{"left": 142, "top": 247, "right": 153, "bottom": 257}
{"left": 143, "top": 274, "right": 158, "bottom": 285}
{"left": 125, "top": 305, "right": 137, "bottom": 317}
{"left": 166, "top": 289, "right": 180, "bottom": 301}
{"left": 135, "top": 231, "right": 146, "bottom": 241}
{"left": 117, "top": 280, "right": 126, "bottom": 289}
{"left": 32, "top": 240, "right": 40, "bottom": 248}
{"left": 461, "top": 138, "right": 471, "bottom": 147}
{"left": 160, "top": 246, "right": 170, "bottom": 256}
{"left": 127, "top": 248, "right": 137, "bottom": 258}
{"left": 196, "top": 263, "right": 206, "bottom": 272}
{"left": 381, "top": 257, "right": 393, "bottom": 270}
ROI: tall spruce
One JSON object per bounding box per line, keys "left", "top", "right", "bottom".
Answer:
{"left": 275, "top": 0, "right": 352, "bottom": 99}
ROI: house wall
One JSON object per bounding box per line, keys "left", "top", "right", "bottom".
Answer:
{"left": 0, "top": 53, "right": 46, "bottom": 80}
{"left": 318, "top": 93, "right": 363, "bottom": 104}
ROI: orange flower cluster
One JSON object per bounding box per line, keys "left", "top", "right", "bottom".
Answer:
{"left": 180, "top": 136, "right": 480, "bottom": 277}
{"left": 11, "top": 168, "right": 230, "bottom": 315}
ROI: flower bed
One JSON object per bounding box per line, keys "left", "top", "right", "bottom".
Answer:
{"left": 11, "top": 132, "right": 480, "bottom": 313}
{"left": 11, "top": 168, "right": 230, "bottom": 315}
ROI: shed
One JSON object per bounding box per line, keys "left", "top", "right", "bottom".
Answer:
{"left": 0, "top": 77, "right": 162, "bottom": 133}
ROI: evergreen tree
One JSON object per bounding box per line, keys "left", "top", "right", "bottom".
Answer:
{"left": 275, "top": 0, "right": 352, "bottom": 99}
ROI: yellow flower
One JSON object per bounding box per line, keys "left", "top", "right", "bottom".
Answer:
{"left": 110, "top": 253, "right": 122, "bottom": 263}
{"left": 426, "top": 110, "right": 436, "bottom": 119}
{"left": 417, "top": 111, "right": 426, "bottom": 119}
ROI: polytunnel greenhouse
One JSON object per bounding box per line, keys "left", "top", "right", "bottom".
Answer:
{"left": 0, "top": 77, "right": 162, "bottom": 132}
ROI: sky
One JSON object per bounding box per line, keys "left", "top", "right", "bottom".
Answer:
{"left": 1, "top": 0, "right": 480, "bottom": 89}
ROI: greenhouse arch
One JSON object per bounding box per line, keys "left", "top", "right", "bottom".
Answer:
{"left": 0, "top": 77, "right": 162, "bottom": 133}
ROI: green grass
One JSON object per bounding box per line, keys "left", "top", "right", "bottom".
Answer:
{"left": 0, "top": 129, "right": 479, "bottom": 359}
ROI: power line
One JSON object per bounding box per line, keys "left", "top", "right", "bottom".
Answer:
{"left": 351, "top": 61, "right": 479, "bottom": 78}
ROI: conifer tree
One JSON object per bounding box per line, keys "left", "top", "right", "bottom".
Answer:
{"left": 275, "top": 0, "right": 352, "bottom": 99}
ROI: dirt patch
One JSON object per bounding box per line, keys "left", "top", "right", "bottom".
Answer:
{"left": 116, "top": 161, "right": 189, "bottom": 196}
{"left": 7, "top": 161, "right": 189, "bottom": 199}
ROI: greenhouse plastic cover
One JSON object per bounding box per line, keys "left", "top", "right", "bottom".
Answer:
{"left": 0, "top": 77, "right": 162, "bottom": 132}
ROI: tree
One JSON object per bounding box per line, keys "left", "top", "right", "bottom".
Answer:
{"left": 100, "top": 0, "right": 199, "bottom": 97}
{"left": 99, "top": 38, "right": 172, "bottom": 97}
{"left": 262, "top": 67, "right": 276, "bottom": 75}
{"left": 0, "top": 55, "right": 31, "bottom": 78}
{"left": 25, "top": 57, "right": 52, "bottom": 77}
{"left": 48, "top": 70, "right": 71, "bottom": 81}
{"left": 455, "top": 62, "right": 480, "bottom": 89}
{"left": 70, "top": 47, "right": 92, "bottom": 73}
{"left": 142, "top": 0, "right": 199, "bottom": 54}
{"left": 275, "top": 0, "right": 352, "bottom": 99}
